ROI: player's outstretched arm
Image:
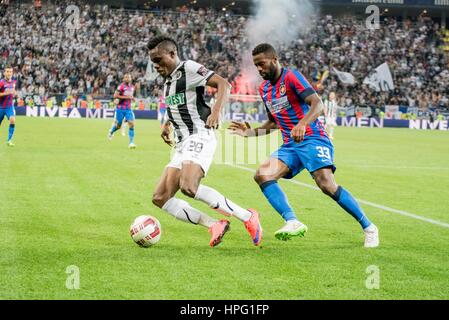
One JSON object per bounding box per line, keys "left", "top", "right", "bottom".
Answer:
{"left": 228, "top": 119, "right": 278, "bottom": 137}
{"left": 291, "top": 93, "right": 324, "bottom": 143}
{"left": 205, "top": 74, "right": 231, "bottom": 129}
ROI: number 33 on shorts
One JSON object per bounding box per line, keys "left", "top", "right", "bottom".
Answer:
{"left": 316, "top": 146, "right": 331, "bottom": 160}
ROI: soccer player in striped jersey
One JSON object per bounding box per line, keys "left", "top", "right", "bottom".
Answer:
{"left": 323, "top": 91, "right": 339, "bottom": 140}
{"left": 148, "top": 35, "right": 262, "bottom": 247}
{"left": 108, "top": 74, "right": 136, "bottom": 149}
{"left": 0, "top": 66, "right": 17, "bottom": 147}
{"left": 229, "top": 43, "right": 378, "bottom": 248}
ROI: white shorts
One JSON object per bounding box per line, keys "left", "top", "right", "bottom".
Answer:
{"left": 326, "top": 117, "right": 337, "bottom": 126}
{"left": 167, "top": 130, "right": 217, "bottom": 176}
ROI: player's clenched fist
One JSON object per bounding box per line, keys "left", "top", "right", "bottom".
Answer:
{"left": 205, "top": 112, "right": 220, "bottom": 129}
{"left": 161, "top": 123, "right": 173, "bottom": 146}
{"left": 290, "top": 120, "right": 307, "bottom": 143}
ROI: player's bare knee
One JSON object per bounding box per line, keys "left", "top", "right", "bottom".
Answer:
{"left": 254, "top": 172, "right": 276, "bottom": 185}
{"left": 317, "top": 180, "right": 337, "bottom": 197}
{"left": 179, "top": 184, "right": 197, "bottom": 198}
{"left": 320, "top": 184, "right": 334, "bottom": 197}
{"left": 152, "top": 192, "right": 168, "bottom": 208}
{"left": 254, "top": 169, "right": 266, "bottom": 185}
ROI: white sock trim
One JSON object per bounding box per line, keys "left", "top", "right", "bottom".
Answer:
{"left": 162, "top": 197, "right": 201, "bottom": 224}
{"left": 195, "top": 185, "right": 251, "bottom": 222}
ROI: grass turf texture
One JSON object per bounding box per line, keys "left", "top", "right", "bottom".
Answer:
{"left": 0, "top": 117, "right": 448, "bottom": 299}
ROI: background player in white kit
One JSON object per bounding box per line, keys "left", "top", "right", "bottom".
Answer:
{"left": 148, "top": 36, "right": 262, "bottom": 247}
{"left": 323, "top": 91, "right": 339, "bottom": 140}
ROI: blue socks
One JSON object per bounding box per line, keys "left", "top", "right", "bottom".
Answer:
{"left": 109, "top": 122, "right": 134, "bottom": 144}
{"left": 129, "top": 127, "right": 135, "bottom": 144}
{"left": 333, "top": 186, "right": 371, "bottom": 229}
{"left": 259, "top": 179, "right": 371, "bottom": 229}
{"left": 260, "top": 181, "right": 297, "bottom": 222}
{"left": 8, "top": 124, "right": 15, "bottom": 141}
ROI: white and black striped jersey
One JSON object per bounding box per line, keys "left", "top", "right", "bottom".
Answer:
{"left": 324, "top": 99, "right": 339, "bottom": 119}
{"left": 163, "top": 60, "right": 215, "bottom": 142}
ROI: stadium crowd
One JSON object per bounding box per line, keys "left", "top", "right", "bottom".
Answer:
{"left": 0, "top": 1, "right": 448, "bottom": 112}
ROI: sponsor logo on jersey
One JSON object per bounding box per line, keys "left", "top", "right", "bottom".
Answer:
{"left": 124, "top": 89, "right": 134, "bottom": 96}
{"left": 280, "top": 83, "right": 286, "bottom": 96}
{"left": 197, "top": 66, "right": 209, "bottom": 77}
{"left": 173, "top": 71, "right": 183, "bottom": 81}
{"left": 267, "top": 96, "right": 290, "bottom": 114}
{"left": 166, "top": 93, "right": 186, "bottom": 106}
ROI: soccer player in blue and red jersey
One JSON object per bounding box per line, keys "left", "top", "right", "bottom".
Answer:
{"left": 229, "top": 44, "right": 379, "bottom": 248}
{"left": 0, "top": 66, "right": 18, "bottom": 147}
{"left": 108, "top": 73, "right": 137, "bottom": 149}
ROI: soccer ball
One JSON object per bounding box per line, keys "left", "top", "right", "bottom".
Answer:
{"left": 130, "top": 215, "right": 162, "bottom": 247}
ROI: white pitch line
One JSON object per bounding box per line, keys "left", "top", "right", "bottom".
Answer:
{"left": 341, "top": 165, "right": 449, "bottom": 170}
{"left": 228, "top": 164, "right": 449, "bottom": 229}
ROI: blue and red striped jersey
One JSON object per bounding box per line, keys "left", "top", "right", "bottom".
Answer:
{"left": 116, "top": 83, "right": 135, "bottom": 110}
{"left": 0, "top": 79, "right": 17, "bottom": 109}
{"left": 259, "top": 68, "right": 327, "bottom": 144}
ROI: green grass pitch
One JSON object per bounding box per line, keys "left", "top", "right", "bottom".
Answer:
{"left": 0, "top": 117, "right": 448, "bottom": 299}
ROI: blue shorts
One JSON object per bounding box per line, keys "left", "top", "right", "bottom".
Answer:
{"left": 272, "top": 138, "right": 336, "bottom": 179}
{"left": 0, "top": 107, "right": 16, "bottom": 121}
{"left": 159, "top": 109, "right": 166, "bottom": 123}
{"left": 115, "top": 109, "right": 135, "bottom": 124}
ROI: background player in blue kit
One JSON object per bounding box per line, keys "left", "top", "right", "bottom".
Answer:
{"left": 229, "top": 43, "right": 379, "bottom": 248}
{"left": 108, "top": 73, "right": 137, "bottom": 149}
{"left": 0, "top": 66, "right": 18, "bottom": 147}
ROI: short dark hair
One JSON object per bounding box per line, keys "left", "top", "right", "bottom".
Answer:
{"left": 147, "top": 35, "right": 178, "bottom": 53}
{"left": 4, "top": 65, "right": 13, "bottom": 70}
{"left": 252, "top": 43, "right": 277, "bottom": 57}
